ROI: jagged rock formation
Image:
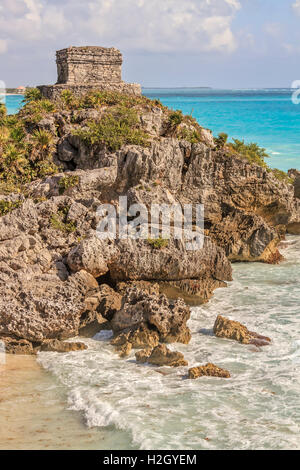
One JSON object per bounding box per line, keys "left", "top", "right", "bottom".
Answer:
{"left": 0, "top": 85, "right": 299, "bottom": 353}
{"left": 40, "top": 339, "right": 87, "bottom": 353}
{"left": 38, "top": 46, "right": 141, "bottom": 99}
{"left": 136, "top": 344, "right": 188, "bottom": 367}
{"left": 213, "top": 315, "right": 271, "bottom": 346}
{"left": 188, "top": 363, "right": 231, "bottom": 379}
{"left": 111, "top": 288, "right": 191, "bottom": 344}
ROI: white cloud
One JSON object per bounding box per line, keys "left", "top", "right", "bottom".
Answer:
{"left": 0, "top": 0, "right": 69, "bottom": 42}
{"left": 293, "top": 0, "right": 300, "bottom": 15}
{"left": 85, "top": 0, "right": 241, "bottom": 53}
{"left": 0, "top": 0, "right": 241, "bottom": 54}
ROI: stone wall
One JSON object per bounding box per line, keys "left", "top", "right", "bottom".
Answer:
{"left": 38, "top": 83, "right": 142, "bottom": 100}
{"left": 56, "top": 47, "right": 122, "bottom": 85}
{"left": 38, "top": 45, "right": 141, "bottom": 98}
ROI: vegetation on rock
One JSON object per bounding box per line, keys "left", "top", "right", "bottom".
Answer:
{"left": 0, "top": 103, "right": 6, "bottom": 119}
{"left": 50, "top": 207, "right": 77, "bottom": 233}
{"left": 214, "top": 132, "right": 228, "bottom": 149}
{"left": 0, "top": 109, "right": 58, "bottom": 193}
{"left": 228, "top": 138, "right": 269, "bottom": 167}
{"left": 73, "top": 105, "right": 150, "bottom": 151}
{"left": 147, "top": 237, "right": 169, "bottom": 249}
{"left": 59, "top": 175, "right": 80, "bottom": 194}
{"left": 0, "top": 199, "right": 22, "bottom": 216}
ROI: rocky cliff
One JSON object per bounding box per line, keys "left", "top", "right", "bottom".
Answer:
{"left": 0, "top": 89, "right": 299, "bottom": 353}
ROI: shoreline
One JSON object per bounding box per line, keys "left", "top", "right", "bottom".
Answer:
{"left": 0, "top": 354, "right": 123, "bottom": 450}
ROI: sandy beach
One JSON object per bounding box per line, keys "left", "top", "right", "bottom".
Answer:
{"left": 0, "top": 355, "right": 121, "bottom": 450}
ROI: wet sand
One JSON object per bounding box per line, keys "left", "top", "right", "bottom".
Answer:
{"left": 0, "top": 355, "right": 123, "bottom": 450}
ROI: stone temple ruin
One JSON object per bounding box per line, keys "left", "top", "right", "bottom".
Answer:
{"left": 38, "top": 46, "right": 141, "bottom": 99}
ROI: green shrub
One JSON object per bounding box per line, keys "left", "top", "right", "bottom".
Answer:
{"left": 23, "top": 88, "right": 42, "bottom": 104}
{"left": 0, "top": 103, "right": 6, "bottom": 119}
{"left": 169, "top": 110, "right": 184, "bottom": 128}
{"left": 60, "top": 90, "right": 78, "bottom": 109}
{"left": 32, "top": 129, "right": 54, "bottom": 152}
{"left": 73, "top": 105, "right": 149, "bottom": 152}
{"left": 147, "top": 237, "right": 169, "bottom": 249}
{"left": 270, "top": 168, "right": 293, "bottom": 184}
{"left": 50, "top": 207, "right": 77, "bottom": 233}
{"left": 228, "top": 139, "right": 269, "bottom": 167}
{"left": 177, "top": 127, "right": 202, "bottom": 144}
{"left": 55, "top": 89, "right": 166, "bottom": 112}
{"left": 19, "top": 99, "right": 56, "bottom": 124}
{"left": 0, "top": 113, "right": 58, "bottom": 193}
{"left": 59, "top": 175, "right": 79, "bottom": 194}
{"left": 0, "top": 199, "right": 22, "bottom": 216}
{"left": 214, "top": 132, "right": 228, "bottom": 149}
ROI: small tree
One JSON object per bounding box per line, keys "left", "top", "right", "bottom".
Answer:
{"left": 214, "top": 132, "right": 228, "bottom": 149}
{"left": 0, "top": 102, "right": 6, "bottom": 119}
{"left": 23, "top": 88, "right": 42, "bottom": 104}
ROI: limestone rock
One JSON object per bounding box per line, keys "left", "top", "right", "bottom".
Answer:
{"left": 116, "top": 281, "right": 160, "bottom": 297}
{"left": 135, "top": 348, "right": 152, "bottom": 364}
{"left": 213, "top": 315, "right": 271, "bottom": 346}
{"left": 97, "top": 284, "right": 122, "bottom": 321}
{"left": 109, "top": 236, "right": 232, "bottom": 284}
{"left": 111, "top": 323, "right": 159, "bottom": 351}
{"left": 40, "top": 339, "right": 87, "bottom": 353}
{"left": 111, "top": 288, "right": 191, "bottom": 344}
{"left": 67, "top": 236, "right": 120, "bottom": 278}
{"left": 117, "top": 341, "right": 132, "bottom": 358}
{"left": 145, "top": 344, "right": 188, "bottom": 367}
{"left": 0, "top": 336, "right": 35, "bottom": 355}
{"left": 188, "top": 363, "right": 231, "bottom": 379}
{"left": 209, "top": 211, "right": 281, "bottom": 263}
{"left": 0, "top": 269, "right": 99, "bottom": 343}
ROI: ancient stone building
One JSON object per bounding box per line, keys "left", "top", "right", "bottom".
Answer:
{"left": 38, "top": 46, "right": 141, "bottom": 99}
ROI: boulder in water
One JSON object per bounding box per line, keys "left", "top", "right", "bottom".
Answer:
{"left": 188, "top": 363, "right": 230, "bottom": 379}
{"left": 213, "top": 315, "right": 271, "bottom": 346}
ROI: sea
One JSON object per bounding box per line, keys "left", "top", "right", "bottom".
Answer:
{"left": 1, "top": 89, "right": 299, "bottom": 450}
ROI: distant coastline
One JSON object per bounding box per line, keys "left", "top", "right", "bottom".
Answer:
{"left": 142, "top": 86, "right": 212, "bottom": 89}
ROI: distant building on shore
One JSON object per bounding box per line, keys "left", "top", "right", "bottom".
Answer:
{"left": 38, "top": 46, "right": 141, "bottom": 99}
{"left": 17, "top": 86, "right": 26, "bottom": 94}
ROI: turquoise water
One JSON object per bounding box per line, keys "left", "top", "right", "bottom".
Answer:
{"left": 5, "top": 89, "right": 300, "bottom": 171}
{"left": 3, "top": 90, "right": 300, "bottom": 449}
{"left": 39, "top": 237, "right": 300, "bottom": 450}
{"left": 143, "top": 88, "right": 300, "bottom": 172}
{"left": 2, "top": 95, "right": 24, "bottom": 115}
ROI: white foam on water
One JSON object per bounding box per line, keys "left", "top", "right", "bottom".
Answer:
{"left": 38, "top": 236, "right": 300, "bottom": 450}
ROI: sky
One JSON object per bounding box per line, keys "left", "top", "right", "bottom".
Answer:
{"left": 0, "top": 0, "right": 300, "bottom": 88}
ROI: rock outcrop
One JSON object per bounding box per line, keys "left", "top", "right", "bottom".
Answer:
{"left": 1, "top": 336, "right": 36, "bottom": 355}
{"left": 136, "top": 344, "right": 188, "bottom": 367}
{"left": 40, "top": 339, "right": 87, "bottom": 353}
{"left": 0, "top": 83, "right": 299, "bottom": 354}
{"left": 188, "top": 363, "right": 231, "bottom": 379}
{"left": 111, "top": 288, "right": 191, "bottom": 344}
{"left": 213, "top": 315, "right": 271, "bottom": 346}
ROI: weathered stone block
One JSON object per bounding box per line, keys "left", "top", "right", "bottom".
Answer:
{"left": 38, "top": 45, "right": 141, "bottom": 98}
{"left": 56, "top": 46, "right": 122, "bottom": 85}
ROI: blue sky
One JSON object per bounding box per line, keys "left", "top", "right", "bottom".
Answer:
{"left": 0, "top": 0, "right": 299, "bottom": 88}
